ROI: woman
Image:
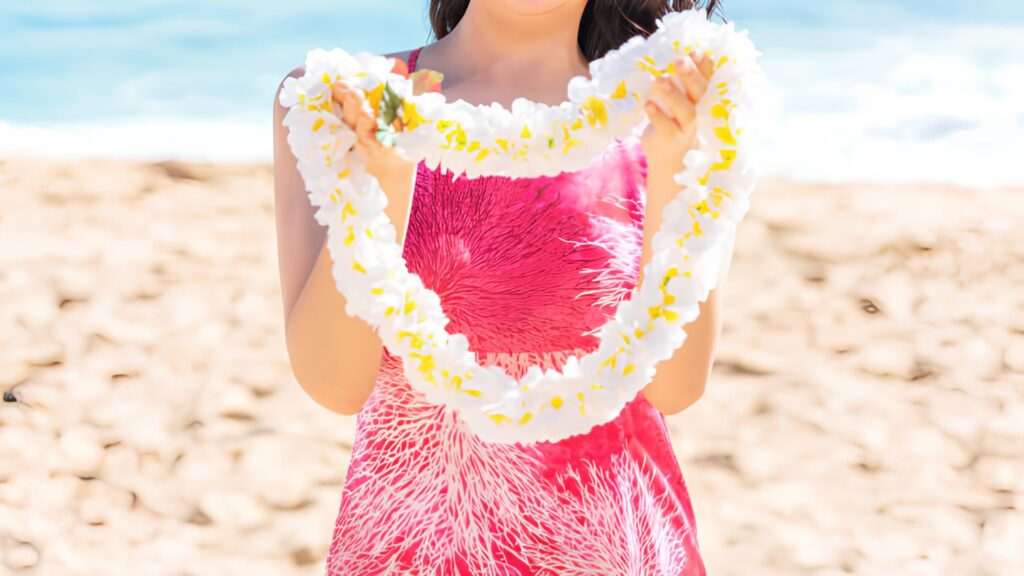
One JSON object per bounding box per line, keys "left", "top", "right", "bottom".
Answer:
{"left": 273, "top": 0, "right": 728, "bottom": 573}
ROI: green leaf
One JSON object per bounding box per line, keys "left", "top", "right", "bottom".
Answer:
{"left": 374, "top": 82, "right": 404, "bottom": 147}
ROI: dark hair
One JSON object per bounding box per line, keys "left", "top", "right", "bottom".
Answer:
{"left": 427, "top": 1, "right": 725, "bottom": 63}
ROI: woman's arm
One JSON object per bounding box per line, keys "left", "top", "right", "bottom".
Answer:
{"left": 273, "top": 65, "right": 416, "bottom": 415}
{"left": 636, "top": 159, "right": 734, "bottom": 414}
{"left": 637, "top": 51, "right": 728, "bottom": 415}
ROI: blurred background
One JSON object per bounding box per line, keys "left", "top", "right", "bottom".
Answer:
{"left": 1, "top": 1, "right": 1022, "bottom": 574}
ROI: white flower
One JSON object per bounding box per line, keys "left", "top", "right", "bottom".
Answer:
{"left": 279, "top": 8, "right": 767, "bottom": 445}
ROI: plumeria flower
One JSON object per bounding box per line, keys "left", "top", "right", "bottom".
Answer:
{"left": 277, "top": 9, "right": 767, "bottom": 445}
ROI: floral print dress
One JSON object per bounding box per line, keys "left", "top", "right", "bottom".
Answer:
{"left": 323, "top": 46, "right": 707, "bottom": 576}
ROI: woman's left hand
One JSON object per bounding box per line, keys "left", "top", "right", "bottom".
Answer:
{"left": 634, "top": 51, "right": 724, "bottom": 416}
{"left": 640, "top": 51, "right": 715, "bottom": 171}
{"left": 635, "top": 51, "right": 716, "bottom": 289}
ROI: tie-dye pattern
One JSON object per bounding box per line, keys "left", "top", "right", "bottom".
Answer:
{"left": 324, "top": 46, "right": 705, "bottom": 575}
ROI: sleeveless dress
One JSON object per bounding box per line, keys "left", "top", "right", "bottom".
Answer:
{"left": 323, "top": 46, "right": 707, "bottom": 576}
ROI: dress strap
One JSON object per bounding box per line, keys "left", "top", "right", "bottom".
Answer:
{"left": 407, "top": 46, "right": 423, "bottom": 73}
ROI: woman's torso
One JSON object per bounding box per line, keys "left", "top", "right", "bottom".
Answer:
{"left": 323, "top": 46, "right": 706, "bottom": 576}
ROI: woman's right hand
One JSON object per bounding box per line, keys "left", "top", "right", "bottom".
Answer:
{"left": 331, "top": 82, "right": 415, "bottom": 183}
{"left": 331, "top": 79, "right": 418, "bottom": 247}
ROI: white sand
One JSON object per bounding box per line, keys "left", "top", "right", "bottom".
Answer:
{"left": 1, "top": 157, "right": 1021, "bottom": 575}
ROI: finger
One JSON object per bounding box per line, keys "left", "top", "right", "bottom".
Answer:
{"left": 353, "top": 137, "right": 367, "bottom": 156}
{"left": 691, "top": 51, "right": 714, "bottom": 81}
{"left": 677, "top": 55, "right": 709, "bottom": 104}
{"left": 654, "top": 75, "right": 695, "bottom": 127}
{"left": 331, "top": 82, "right": 350, "bottom": 109}
{"left": 329, "top": 83, "right": 345, "bottom": 117}
{"left": 339, "top": 91, "right": 361, "bottom": 129}
{"left": 354, "top": 108, "right": 378, "bottom": 141}
{"left": 644, "top": 99, "right": 678, "bottom": 136}
{"left": 332, "top": 86, "right": 352, "bottom": 118}
{"left": 353, "top": 137, "right": 374, "bottom": 160}
{"left": 333, "top": 84, "right": 369, "bottom": 129}
{"left": 647, "top": 81, "right": 678, "bottom": 127}
{"left": 354, "top": 128, "right": 386, "bottom": 157}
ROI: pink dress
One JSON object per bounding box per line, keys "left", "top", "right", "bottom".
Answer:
{"left": 324, "top": 46, "right": 706, "bottom": 576}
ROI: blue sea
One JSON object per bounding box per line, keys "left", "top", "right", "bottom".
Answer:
{"left": 1, "top": 0, "right": 1021, "bottom": 186}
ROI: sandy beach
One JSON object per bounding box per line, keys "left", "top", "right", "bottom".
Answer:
{"left": 1, "top": 155, "right": 1021, "bottom": 575}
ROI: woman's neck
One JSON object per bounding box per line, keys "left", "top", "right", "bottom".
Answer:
{"left": 425, "top": 1, "right": 592, "bottom": 102}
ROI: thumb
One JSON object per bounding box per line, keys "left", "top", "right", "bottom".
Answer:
{"left": 644, "top": 100, "right": 677, "bottom": 138}
{"left": 354, "top": 133, "right": 383, "bottom": 160}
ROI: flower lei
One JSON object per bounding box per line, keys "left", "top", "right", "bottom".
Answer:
{"left": 278, "top": 9, "right": 767, "bottom": 445}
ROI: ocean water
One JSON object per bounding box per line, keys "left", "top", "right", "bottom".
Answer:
{"left": 1, "top": 0, "right": 1021, "bottom": 186}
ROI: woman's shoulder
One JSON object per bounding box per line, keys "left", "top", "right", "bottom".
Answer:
{"left": 383, "top": 48, "right": 417, "bottom": 62}
{"left": 276, "top": 65, "right": 305, "bottom": 101}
